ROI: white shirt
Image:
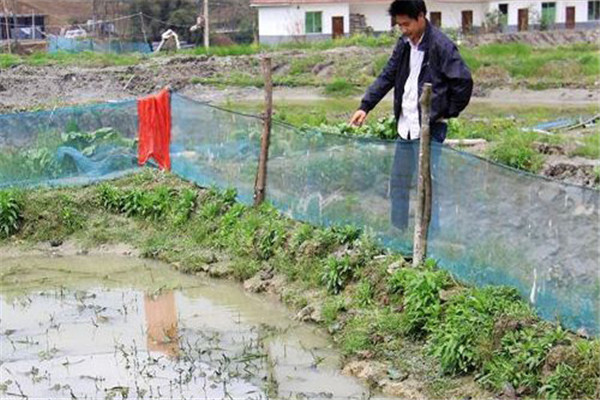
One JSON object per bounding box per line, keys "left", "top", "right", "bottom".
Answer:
{"left": 397, "top": 37, "right": 424, "bottom": 140}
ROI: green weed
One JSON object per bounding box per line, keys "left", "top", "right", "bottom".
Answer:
{"left": 388, "top": 266, "right": 448, "bottom": 336}
{"left": 97, "top": 183, "right": 124, "bottom": 212}
{"left": 355, "top": 279, "right": 375, "bottom": 308}
{"left": 172, "top": 188, "right": 197, "bottom": 225}
{"left": 0, "top": 190, "right": 22, "bottom": 237}
{"left": 321, "top": 256, "right": 354, "bottom": 295}
{"left": 478, "top": 326, "right": 570, "bottom": 395}
{"left": 429, "top": 286, "right": 533, "bottom": 374}
{"left": 58, "top": 195, "right": 85, "bottom": 233}
{"left": 289, "top": 224, "right": 314, "bottom": 253}
{"left": 331, "top": 225, "right": 362, "bottom": 245}
{"left": 535, "top": 339, "right": 600, "bottom": 399}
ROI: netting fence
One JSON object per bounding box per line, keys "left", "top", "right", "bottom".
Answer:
{"left": 1, "top": 13, "right": 172, "bottom": 54}
{"left": 1, "top": 92, "right": 598, "bottom": 335}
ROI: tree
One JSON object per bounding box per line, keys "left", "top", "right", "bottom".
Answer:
{"left": 129, "top": 0, "right": 196, "bottom": 42}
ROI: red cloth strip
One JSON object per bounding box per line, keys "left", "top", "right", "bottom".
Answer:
{"left": 137, "top": 88, "right": 171, "bottom": 171}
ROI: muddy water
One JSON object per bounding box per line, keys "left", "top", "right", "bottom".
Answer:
{"left": 0, "top": 254, "right": 383, "bottom": 399}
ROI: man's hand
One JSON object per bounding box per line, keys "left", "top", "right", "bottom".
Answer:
{"left": 349, "top": 110, "right": 367, "bottom": 127}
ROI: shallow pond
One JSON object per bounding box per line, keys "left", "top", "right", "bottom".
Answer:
{"left": 0, "top": 254, "right": 384, "bottom": 399}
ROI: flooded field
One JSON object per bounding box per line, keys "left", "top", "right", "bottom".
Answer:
{"left": 0, "top": 254, "right": 381, "bottom": 399}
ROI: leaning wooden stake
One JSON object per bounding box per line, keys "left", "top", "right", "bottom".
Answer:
{"left": 203, "top": 0, "right": 210, "bottom": 49}
{"left": 254, "top": 56, "right": 273, "bottom": 206}
{"left": 139, "top": 12, "right": 150, "bottom": 50}
{"left": 412, "top": 83, "right": 433, "bottom": 268}
{"left": 2, "top": 0, "right": 11, "bottom": 54}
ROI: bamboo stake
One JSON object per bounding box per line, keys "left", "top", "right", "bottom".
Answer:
{"left": 139, "top": 12, "right": 149, "bottom": 51}
{"left": 254, "top": 56, "right": 273, "bottom": 206}
{"left": 203, "top": 0, "right": 209, "bottom": 49}
{"left": 412, "top": 83, "right": 433, "bottom": 268}
{"left": 2, "top": 0, "right": 11, "bottom": 53}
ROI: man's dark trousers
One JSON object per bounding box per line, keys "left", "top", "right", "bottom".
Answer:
{"left": 390, "top": 122, "right": 447, "bottom": 231}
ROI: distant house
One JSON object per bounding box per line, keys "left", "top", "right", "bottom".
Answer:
{"left": 1, "top": 0, "right": 98, "bottom": 40}
{"left": 0, "top": 13, "right": 46, "bottom": 40}
{"left": 250, "top": 0, "right": 600, "bottom": 44}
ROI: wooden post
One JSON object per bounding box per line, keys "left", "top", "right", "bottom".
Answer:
{"left": 10, "top": 0, "right": 16, "bottom": 50}
{"left": 203, "top": 0, "right": 209, "bottom": 49}
{"left": 254, "top": 56, "right": 273, "bottom": 206}
{"left": 139, "top": 12, "right": 149, "bottom": 50}
{"left": 2, "top": 0, "right": 11, "bottom": 53}
{"left": 412, "top": 83, "right": 433, "bottom": 268}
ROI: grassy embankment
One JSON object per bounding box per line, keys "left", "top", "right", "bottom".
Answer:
{"left": 0, "top": 34, "right": 396, "bottom": 69}
{"left": 1, "top": 170, "right": 598, "bottom": 399}
{"left": 1, "top": 37, "right": 598, "bottom": 90}
{"left": 189, "top": 41, "right": 600, "bottom": 92}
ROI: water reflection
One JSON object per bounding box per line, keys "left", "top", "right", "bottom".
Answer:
{"left": 144, "top": 291, "right": 180, "bottom": 357}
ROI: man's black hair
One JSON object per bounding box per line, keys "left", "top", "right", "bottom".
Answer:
{"left": 388, "top": 0, "right": 427, "bottom": 19}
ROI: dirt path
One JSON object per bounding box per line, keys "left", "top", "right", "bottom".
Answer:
{"left": 179, "top": 85, "right": 599, "bottom": 107}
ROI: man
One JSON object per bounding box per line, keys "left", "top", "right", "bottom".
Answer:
{"left": 349, "top": 0, "right": 473, "bottom": 231}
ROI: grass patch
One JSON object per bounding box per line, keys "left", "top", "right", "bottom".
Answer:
{"left": 485, "top": 129, "right": 545, "bottom": 173}
{"left": 324, "top": 78, "right": 360, "bottom": 97}
{"left": 571, "top": 133, "right": 600, "bottom": 159}
{"left": 0, "top": 53, "right": 21, "bottom": 68}
{"left": 289, "top": 54, "right": 325, "bottom": 75}
{"left": 462, "top": 42, "right": 600, "bottom": 88}
{"left": 180, "top": 33, "right": 398, "bottom": 58}
{"left": 1, "top": 51, "right": 145, "bottom": 68}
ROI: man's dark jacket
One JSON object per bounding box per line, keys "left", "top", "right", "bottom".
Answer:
{"left": 359, "top": 21, "right": 473, "bottom": 139}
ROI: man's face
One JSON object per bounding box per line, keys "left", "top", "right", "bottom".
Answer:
{"left": 395, "top": 14, "right": 425, "bottom": 42}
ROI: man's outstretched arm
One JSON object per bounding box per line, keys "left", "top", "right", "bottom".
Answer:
{"left": 350, "top": 39, "right": 404, "bottom": 126}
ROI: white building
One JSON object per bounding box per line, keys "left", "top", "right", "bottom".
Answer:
{"left": 250, "top": 0, "right": 600, "bottom": 44}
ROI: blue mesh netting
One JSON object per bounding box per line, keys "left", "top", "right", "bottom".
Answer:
{"left": 0, "top": 100, "right": 140, "bottom": 187}
{"left": 48, "top": 37, "right": 152, "bottom": 54}
{"left": 1, "top": 92, "right": 598, "bottom": 335}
